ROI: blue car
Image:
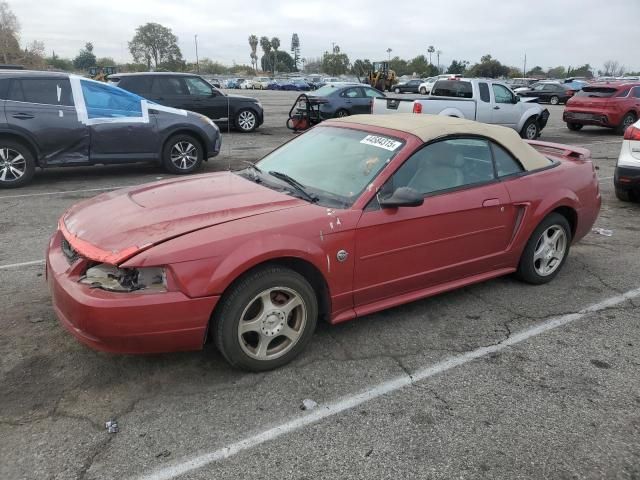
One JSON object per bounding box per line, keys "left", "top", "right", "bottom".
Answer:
{"left": 299, "top": 83, "right": 385, "bottom": 119}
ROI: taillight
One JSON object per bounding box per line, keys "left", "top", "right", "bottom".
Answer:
{"left": 624, "top": 125, "right": 640, "bottom": 140}
{"left": 413, "top": 102, "right": 422, "bottom": 114}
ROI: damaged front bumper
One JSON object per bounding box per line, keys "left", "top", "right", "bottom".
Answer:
{"left": 47, "top": 230, "right": 219, "bottom": 354}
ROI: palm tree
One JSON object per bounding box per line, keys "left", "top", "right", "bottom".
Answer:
{"left": 259, "top": 36, "right": 271, "bottom": 72}
{"left": 271, "top": 37, "right": 280, "bottom": 74}
{"left": 427, "top": 45, "right": 435, "bottom": 65}
{"left": 248, "top": 35, "right": 258, "bottom": 72}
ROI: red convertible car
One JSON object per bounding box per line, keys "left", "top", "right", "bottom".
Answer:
{"left": 47, "top": 115, "right": 601, "bottom": 371}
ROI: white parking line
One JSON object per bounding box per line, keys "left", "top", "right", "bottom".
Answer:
{"left": 0, "top": 186, "right": 122, "bottom": 200}
{"left": 0, "top": 259, "right": 45, "bottom": 270}
{"left": 135, "top": 286, "right": 640, "bottom": 480}
{"left": 598, "top": 176, "right": 613, "bottom": 182}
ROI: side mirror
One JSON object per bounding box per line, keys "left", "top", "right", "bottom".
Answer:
{"left": 513, "top": 95, "right": 520, "bottom": 103}
{"left": 379, "top": 186, "right": 424, "bottom": 208}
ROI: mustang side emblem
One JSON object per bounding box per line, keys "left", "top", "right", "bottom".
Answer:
{"left": 336, "top": 250, "right": 349, "bottom": 262}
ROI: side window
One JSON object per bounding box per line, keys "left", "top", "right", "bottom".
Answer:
{"left": 479, "top": 82, "right": 490, "bottom": 103}
{"left": 632, "top": 87, "right": 640, "bottom": 98}
{"left": 7, "top": 80, "right": 23, "bottom": 101}
{"left": 491, "top": 142, "right": 524, "bottom": 177}
{"left": 0, "top": 79, "right": 8, "bottom": 99}
{"left": 542, "top": 84, "right": 556, "bottom": 91}
{"left": 15, "top": 79, "right": 73, "bottom": 106}
{"left": 184, "top": 77, "right": 213, "bottom": 96}
{"left": 152, "top": 77, "right": 188, "bottom": 95}
{"left": 492, "top": 84, "right": 513, "bottom": 104}
{"left": 121, "top": 76, "right": 153, "bottom": 95}
{"left": 388, "top": 138, "right": 495, "bottom": 195}
{"left": 616, "top": 88, "right": 630, "bottom": 98}
{"left": 341, "top": 88, "right": 360, "bottom": 98}
{"left": 363, "top": 88, "right": 382, "bottom": 98}
{"left": 80, "top": 80, "right": 143, "bottom": 119}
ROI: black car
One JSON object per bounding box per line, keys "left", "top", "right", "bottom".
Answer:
{"left": 301, "top": 83, "right": 385, "bottom": 119}
{"left": 518, "top": 82, "right": 574, "bottom": 105}
{"left": 110, "top": 72, "right": 264, "bottom": 133}
{"left": 0, "top": 71, "right": 221, "bottom": 188}
{"left": 392, "top": 79, "right": 424, "bottom": 94}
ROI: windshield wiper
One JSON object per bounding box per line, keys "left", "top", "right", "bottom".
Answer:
{"left": 236, "top": 161, "right": 263, "bottom": 181}
{"left": 268, "top": 171, "right": 319, "bottom": 203}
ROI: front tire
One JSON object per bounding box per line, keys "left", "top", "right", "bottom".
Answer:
{"left": 419, "top": 87, "right": 427, "bottom": 95}
{"left": 213, "top": 266, "right": 318, "bottom": 371}
{"left": 0, "top": 140, "right": 36, "bottom": 188}
{"left": 516, "top": 213, "right": 571, "bottom": 285}
{"left": 335, "top": 108, "right": 349, "bottom": 118}
{"left": 235, "top": 108, "right": 258, "bottom": 133}
{"left": 549, "top": 95, "right": 560, "bottom": 105}
{"left": 616, "top": 112, "right": 637, "bottom": 135}
{"left": 162, "top": 134, "right": 204, "bottom": 174}
{"left": 520, "top": 118, "right": 540, "bottom": 139}
{"left": 567, "top": 122, "right": 583, "bottom": 131}
{"left": 394, "top": 88, "right": 401, "bottom": 94}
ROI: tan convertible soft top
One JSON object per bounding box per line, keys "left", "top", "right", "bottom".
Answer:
{"left": 328, "top": 114, "right": 552, "bottom": 171}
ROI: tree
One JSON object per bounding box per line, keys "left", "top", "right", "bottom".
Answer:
{"left": 96, "top": 56, "right": 116, "bottom": 66}
{"left": 351, "top": 58, "right": 373, "bottom": 78}
{"left": 0, "top": 1, "right": 21, "bottom": 64}
{"left": 601, "top": 60, "right": 625, "bottom": 77}
{"left": 248, "top": 35, "right": 258, "bottom": 72}
{"left": 567, "top": 64, "right": 594, "bottom": 79}
{"left": 526, "top": 65, "right": 545, "bottom": 77}
{"left": 261, "top": 50, "right": 295, "bottom": 73}
{"left": 546, "top": 66, "right": 566, "bottom": 79}
{"left": 197, "top": 58, "right": 228, "bottom": 75}
{"left": 303, "top": 57, "right": 322, "bottom": 74}
{"left": 271, "top": 37, "right": 280, "bottom": 73}
{"left": 322, "top": 47, "right": 349, "bottom": 76}
{"left": 466, "top": 54, "right": 510, "bottom": 78}
{"left": 259, "top": 36, "right": 272, "bottom": 72}
{"left": 46, "top": 51, "right": 74, "bottom": 71}
{"left": 427, "top": 45, "right": 435, "bottom": 65}
{"left": 389, "top": 56, "right": 409, "bottom": 76}
{"left": 447, "top": 59, "right": 469, "bottom": 75}
{"left": 128, "top": 23, "right": 182, "bottom": 71}
{"left": 73, "top": 42, "right": 97, "bottom": 70}
{"left": 290, "top": 33, "right": 300, "bottom": 70}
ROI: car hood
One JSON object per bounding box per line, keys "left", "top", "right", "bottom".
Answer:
{"left": 60, "top": 172, "right": 305, "bottom": 264}
{"left": 226, "top": 94, "right": 260, "bottom": 103}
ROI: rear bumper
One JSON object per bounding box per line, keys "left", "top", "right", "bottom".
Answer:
{"left": 563, "top": 110, "right": 620, "bottom": 128}
{"left": 47, "top": 231, "right": 219, "bottom": 354}
{"left": 614, "top": 165, "right": 640, "bottom": 191}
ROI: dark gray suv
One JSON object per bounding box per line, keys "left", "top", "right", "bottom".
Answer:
{"left": 0, "top": 71, "right": 221, "bottom": 188}
{"left": 110, "top": 72, "right": 264, "bottom": 133}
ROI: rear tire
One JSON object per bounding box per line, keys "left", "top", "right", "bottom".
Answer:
{"left": 394, "top": 88, "right": 401, "bottom": 94}
{"left": 516, "top": 213, "right": 571, "bottom": 285}
{"left": 520, "top": 118, "right": 540, "bottom": 139}
{"left": 0, "top": 140, "right": 36, "bottom": 188}
{"left": 162, "top": 134, "right": 204, "bottom": 174}
{"left": 213, "top": 266, "right": 318, "bottom": 371}
{"left": 616, "top": 112, "right": 637, "bottom": 135}
{"left": 615, "top": 187, "right": 633, "bottom": 202}
{"left": 335, "top": 109, "right": 350, "bottom": 118}
{"left": 567, "top": 122, "right": 583, "bottom": 131}
{"left": 549, "top": 95, "right": 560, "bottom": 105}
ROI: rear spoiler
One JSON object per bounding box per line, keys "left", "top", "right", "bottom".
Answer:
{"left": 525, "top": 140, "right": 591, "bottom": 161}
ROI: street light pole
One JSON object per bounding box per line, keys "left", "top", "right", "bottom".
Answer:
{"left": 194, "top": 34, "right": 199, "bottom": 73}
{"left": 387, "top": 48, "right": 392, "bottom": 61}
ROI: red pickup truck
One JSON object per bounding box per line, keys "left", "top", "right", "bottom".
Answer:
{"left": 563, "top": 82, "right": 640, "bottom": 134}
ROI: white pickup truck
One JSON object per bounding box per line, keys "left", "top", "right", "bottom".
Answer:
{"left": 372, "top": 78, "right": 550, "bottom": 139}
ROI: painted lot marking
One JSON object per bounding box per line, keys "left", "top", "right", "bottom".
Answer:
{"left": 0, "top": 259, "right": 45, "bottom": 270}
{"left": 135, "top": 286, "right": 640, "bottom": 480}
{"left": 0, "top": 186, "right": 123, "bottom": 200}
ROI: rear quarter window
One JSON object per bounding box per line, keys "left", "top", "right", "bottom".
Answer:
{"left": 0, "top": 78, "right": 8, "bottom": 99}
{"left": 8, "top": 78, "right": 74, "bottom": 106}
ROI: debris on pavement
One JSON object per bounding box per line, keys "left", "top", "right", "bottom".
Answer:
{"left": 592, "top": 228, "right": 613, "bottom": 237}
{"left": 105, "top": 419, "right": 119, "bottom": 433}
{"left": 155, "top": 449, "right": 171, "bottom": 458}
{"left": 300, "top": 399, "right": 318, "bottom": 411}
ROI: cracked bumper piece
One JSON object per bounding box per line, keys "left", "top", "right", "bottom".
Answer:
{"left": 47, "top": 232, "right": 219, "bottom": 354}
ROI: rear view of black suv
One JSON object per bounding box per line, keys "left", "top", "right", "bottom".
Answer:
{"left": 0, "top": 70, "right": 221, "bottom": 188}
{"left": 110, "top": 73, "right": 264, "bottom": 133}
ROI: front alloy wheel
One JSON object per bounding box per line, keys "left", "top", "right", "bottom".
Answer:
{"left": 235, "top": 109, "right": 258, "bottom": 133}
{"left": 162, "top": 134, "right": 203, "bottom": 174}
{"left": 549, "top": 95, "right": 560, "bottom": 105}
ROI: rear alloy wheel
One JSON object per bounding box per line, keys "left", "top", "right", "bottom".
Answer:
{"left": 616, "top": 112, "right": 637, "bottom": 135}
{"left": 516, "top": 213, "right": 571, "bottom": 284}
{"left": 214, "top": 266, "right": 318, "bottom": 371}
{"left": 567, "top": 122, "right": 583, "bottom": 131}
{"left": 0, "top": 140, "right": 35, "bottom": 188}
{"left": 394, "top": 88, "right": 401, "bottom": 94}
{"left": 419, "top": 87, "right": 427, "bottom": 95}
{"left": 235, "top": 109, "right": 258, "bottom": 133}
{"left": 335, "top": 109, "right": 350, "bottom": 118}
{"left": 549, "top": 95, "right": 560, "bottom": 105}
{"left": 520, "top": 118, "right": 540, "bottom": 140}
{"left": 162, "top": 134, "right": 203, "bottom": 174}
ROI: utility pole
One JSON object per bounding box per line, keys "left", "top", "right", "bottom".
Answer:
{"left": 194, "top": 35, "right": 199, "bottom": 73}
{"left": 523, "top": 53, "right": 527, "bottom": 77}
{"left": 437, "top": 50, "right": 442, "bottom": 72}
{"left": 331, "top": 42, "right": 336, "bottom": 54}
{"left": 387, "top": 48, "right": 392, "bottom": 61}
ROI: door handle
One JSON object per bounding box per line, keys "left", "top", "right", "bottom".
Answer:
{"left": 493, "top": 106, "right": 500, "bottom": 110}
{"left": 12, "top": 113, "right": 35, "bottom": 120}
{"left": 482, "top": 198, "right": 500, "bottom": 207}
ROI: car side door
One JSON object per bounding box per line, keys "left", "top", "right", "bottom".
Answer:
{"left": 150, "top": 76, "right": 191, "bottom": 110}
{"left": 183, "top": 76, "right": 227, "bottom": 121}
{"left": 5, "top": 77, "right": 89, "bottom": 165}
{"left": 490, "top": 83, "right": 521, "bottom": 128}
{"left": 353, "top": 137, "right": 518, "bottom": 307}
{"left": 339, "top": 87, "right": 362, "bottom": 114}
{"left": 77, "top": 79, "right": 159, "bottom": 161}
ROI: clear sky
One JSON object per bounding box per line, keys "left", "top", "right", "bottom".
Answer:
{"left": 8, "top": 0, "right": 640, "bottom": 72}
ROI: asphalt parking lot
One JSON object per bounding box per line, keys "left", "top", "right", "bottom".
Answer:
{"left": 1, "top": 90, "right": 639, "bottom": 480}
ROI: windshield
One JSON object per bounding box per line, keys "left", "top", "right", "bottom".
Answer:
{"left": 253, "top": 126, "right": 404, "bottom": 208}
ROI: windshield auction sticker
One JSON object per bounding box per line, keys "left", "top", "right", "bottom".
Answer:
{"left": 360, "top": 135, "right": 402, "bottom": 151}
